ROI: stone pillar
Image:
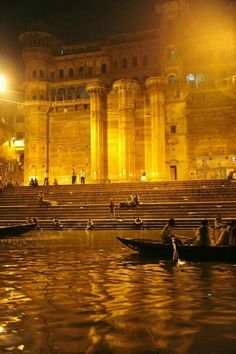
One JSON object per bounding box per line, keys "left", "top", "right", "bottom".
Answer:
{"left": 20, "top": 101, "right": 51, "bottom": 185}
{"left": 86, "top": 81, "right": 106, "bottom": 182}
{"left": 146, "top": 76, "right": 166, "bottom": 180}
{"left": 113, "top": 79, "right": 138, "bottom": 181}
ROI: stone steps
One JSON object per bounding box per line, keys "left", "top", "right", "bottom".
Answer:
{"left": 1, "top": 180, "right": 236, "bottom": 230}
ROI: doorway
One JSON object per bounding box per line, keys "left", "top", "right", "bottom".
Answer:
{"left": 170, "top": 165, "right": 177, "bottom": 180}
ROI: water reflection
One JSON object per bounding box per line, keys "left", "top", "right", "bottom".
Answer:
{"left": 0, "top": 230, "right": 235, "bottom": 354}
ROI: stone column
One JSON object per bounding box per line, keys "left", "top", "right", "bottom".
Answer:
{"left": 113, "top": 79, "right": 138, "bottom": 181}
{"left": 19, "top": 101, "right": 51, "bottom": 185}
{"left": 146, "top": 76, "right": 166, "bottom": 180}
{"left": 86, "top": 81, "right": 106, "bottom": 182}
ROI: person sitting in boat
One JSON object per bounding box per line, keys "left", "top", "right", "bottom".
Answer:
{"left": 161, "top": 218, "right": 176, "bottom": 243}
{"left": 216, "top": 219, "right": 236, "bottom": 246}
{"left": 193, "top": 219, "right": 213, "bottom": 246}
{"left": 86, "top": 218, "right": 94, "bottom": 230}
{"left": 26, "top": 216, "right": 33, "bottom": 224}
{"left": 213, "top": 214, "right": 224, "bottom": 244}
{"left": 133, "top": 216, "right": 143, "bottom": 229}
{"left": 52, "top": 216, "right": 63, "bottom": 230}
{"left": 32, "top": 217, "right": 40, "bottom": 230}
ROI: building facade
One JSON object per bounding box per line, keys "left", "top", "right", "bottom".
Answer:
{"left": 19, "top": 0, "right": 236, "bottom": 185}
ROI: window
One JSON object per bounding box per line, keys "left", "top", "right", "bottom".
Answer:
{"left": 32, "top": 70, "right": 37, "bottom": 78}
{"left": 170, "top": 125, "right": 176, "bottom": 133}
{"left": 77, "top": 86, "right": 89, "bottom": 99}
{"left": 168, "top": 47, "right": 176, "bottom": 60}
{"left": 57, "top": 88, "right": 65, "bottom": 101}
{"left": 168, "top": 75, "right": 177, "bottom": 85}
{"left": 39, "top": 70, "right": 44, "bottom": 78}
{"left": 132, "top": 57, "right": 138, "bottom": 67}
{"left": 59, "top": 69, "right": 64, "bottom": 79}
{"left": 113, "top": 60, "right": 117, "bottom": 69}
{"left": 122, "top": 58, "right": 128, "bottom": 68}
{"left": 50, "top": 71, "right": 55, "bottom": 80}
{"left": 68, "top": 68, "right": 74, "bottom": 78}
{"left": 88, "top": 66, "right": 92, "bottom": 75}
{"left": 101, "top": 63, "right": 107, "bottom": 74}
{"left": 79, "top": 66, "right": 84, "bottom": 75}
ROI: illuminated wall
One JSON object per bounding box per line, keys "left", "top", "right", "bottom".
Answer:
{"left": 18, "top": 1, "right": 236, "bottom": 184}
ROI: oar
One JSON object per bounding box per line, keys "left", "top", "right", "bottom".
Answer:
{"left": 172, "top": 237, "right": 179, "bottom": 263}
{"left": 69, "top": 223, "right": 81, "bottom": 231}
{"left": 175, "top": 234, "right": 193, "bottom": 241}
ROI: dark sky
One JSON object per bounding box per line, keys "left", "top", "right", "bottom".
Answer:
{"left": 0, "top": 0, "right": 157, "bottom": 53}
{"left": 0, "top": 0, "right": 157, "bottom": 85}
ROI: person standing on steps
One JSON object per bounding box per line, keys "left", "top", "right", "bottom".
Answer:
{"left": 72, "top": 168, "right": 77, "bottom": 184}
{"left": 44, "top": 170, "right": 49, "bottom": 186}
{"left": 80, "top": 169, "right": 85, "bottom": 184}
{"left": 109, "top": 199, "right": 116, "bottom": 219}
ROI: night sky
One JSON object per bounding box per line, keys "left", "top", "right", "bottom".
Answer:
{"left": 0, "top": 1, "right": 157, "bottom": 54}
{"left": 0, "top": 0, "right": 157, "bottom": 85}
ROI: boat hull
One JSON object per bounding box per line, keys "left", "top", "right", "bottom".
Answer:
{"left": 0, "top": 223, "right": 36, "bottom": 238}
{"left": 117, "top": 237, "right": 236, "bottom": 263}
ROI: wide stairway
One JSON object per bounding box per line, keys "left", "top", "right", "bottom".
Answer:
{"left": 0, "top": 179, "right": 236, "bottom": 230}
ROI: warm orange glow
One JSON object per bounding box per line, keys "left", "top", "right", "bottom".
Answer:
{"left": 0, "top": 75, "right": 7, "bottom": 92}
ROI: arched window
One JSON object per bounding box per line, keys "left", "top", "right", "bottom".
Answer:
{"left": 101, "top": 63, "right": 107, "bottom": 74}
{"left": 77, "top": 86, "right": 89, "bottom": 99}
{"left": 68, "top": 68, "right": 74, "bottom": 78}
{"left": 39, "top": 70, "right": 44, "bottom": 78}
{"left": 168, "top": 47, "right": 176, "bottom": 60}
{"left": 168, "top": 75, "right": 177, "bottom": 85}
{"left": 122, "top": 58, "right": 128, "bottom": 68}
{"left": 59, "top": 69, "right": 64, "bottom": 79}
{"left": 79, "top": 66, "right": 84, "bottom": 75}
{"left": 50, "top": 71, "right": 55, "bottom": 80}
{"left": 57, "top": 88, "right": 65, "bottom": 101}
{"left": 132, "top": 57, "right": 138, "bottom": 67}
{"left": 32, "top": 70, "right": 37, "bottom": 78}
{"left": 143, "top": 55, "right": 148, "bottom": 66}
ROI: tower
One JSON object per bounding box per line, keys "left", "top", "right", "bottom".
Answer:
{"left": 19, "top": 24, "right": 57, "bottom": 184}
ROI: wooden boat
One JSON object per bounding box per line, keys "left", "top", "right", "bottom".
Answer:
{"left": 117, "top": 236, "right": 236, "bottom": 263}
{"left": 0, "top": 223, "right": 36, "bottom": 238}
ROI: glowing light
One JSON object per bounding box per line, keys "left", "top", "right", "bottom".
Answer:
{"left": 187, "top": 73, "right": 195, "bottom": 82}
{"left": 0, "top": 326, "right": 4, "bottom": 333}
{"left": 13, "top": 139, "right": 25, "bottom": 148}
{"left": 0, "top": 75, "right": 7, "bottom": 92}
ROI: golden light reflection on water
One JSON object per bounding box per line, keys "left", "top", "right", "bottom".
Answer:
{"left": 0, "top": 230, "right": 235, "bottom": 354}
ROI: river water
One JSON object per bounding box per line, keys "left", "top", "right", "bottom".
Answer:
{"left": 0, "top": 230, "right": 235, "bottom": 354}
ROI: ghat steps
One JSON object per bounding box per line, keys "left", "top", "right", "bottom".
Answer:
{"left": 0, "top": 179, "right": 236, "bottom": 230}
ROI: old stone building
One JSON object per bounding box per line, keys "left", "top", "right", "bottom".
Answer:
{"left": 19, "top": 0, "right": 236, "bottom": 185}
